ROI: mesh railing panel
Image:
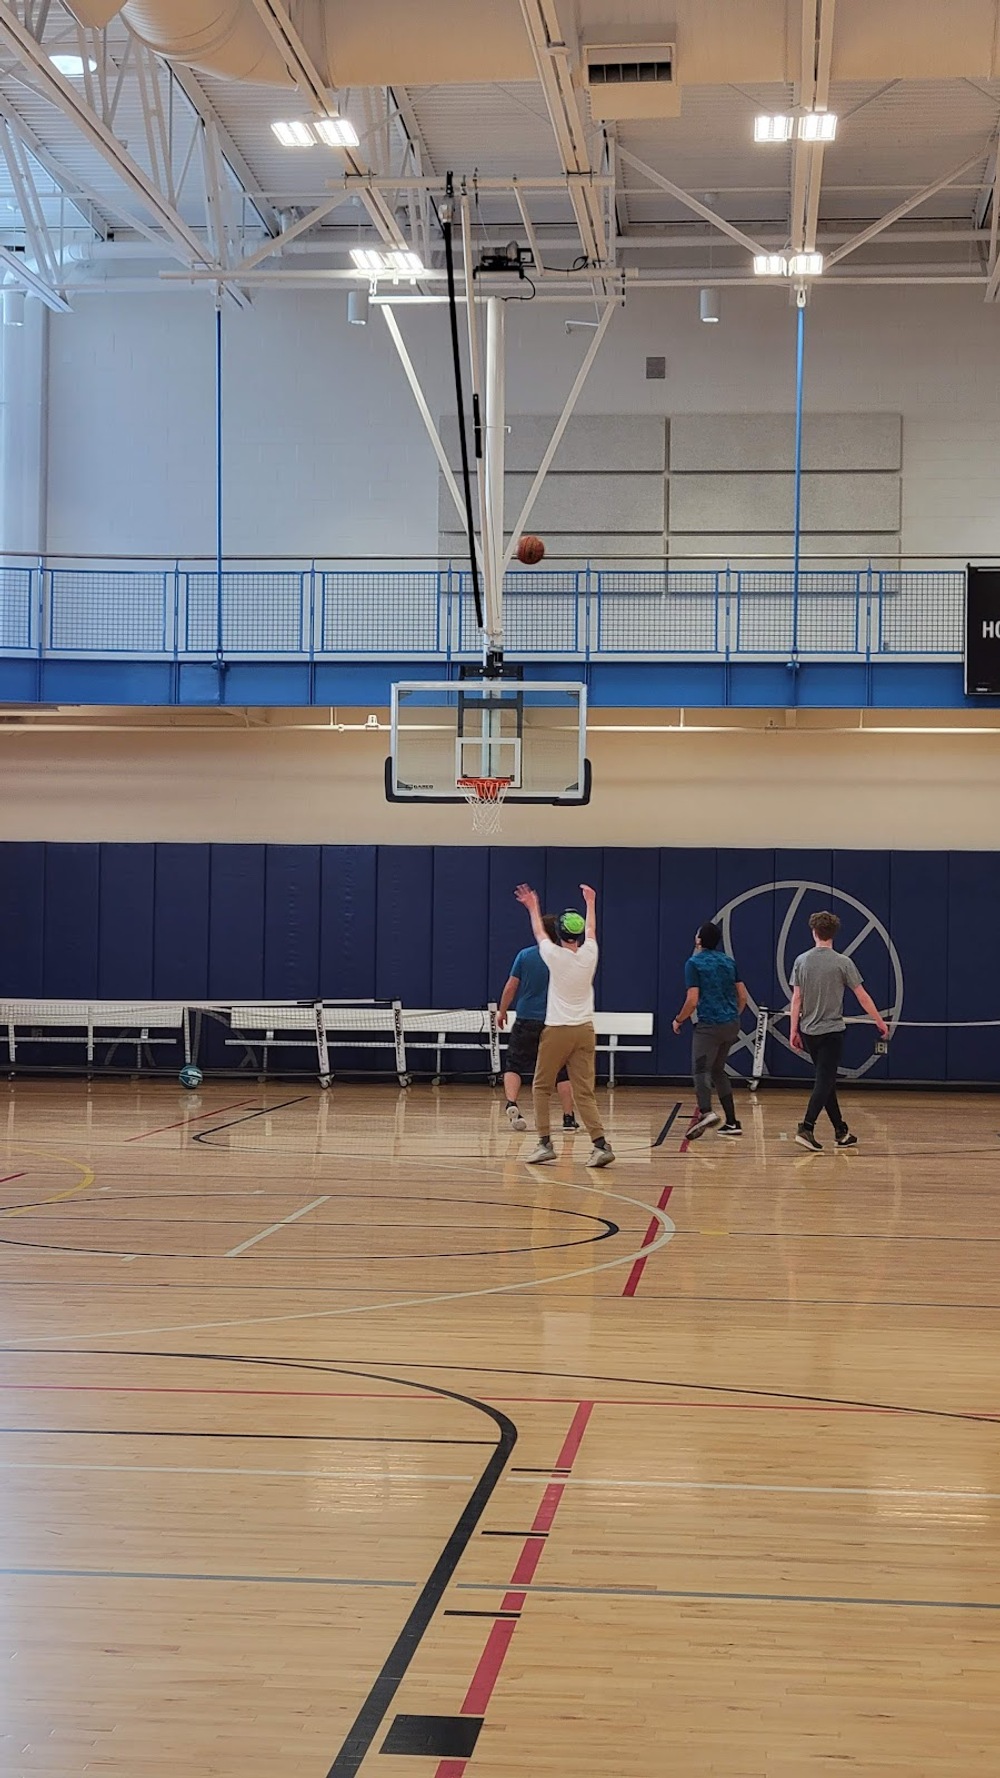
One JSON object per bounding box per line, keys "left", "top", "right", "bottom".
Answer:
{"left": 184, "top": 572, "right": 305, "bottom": 652}
{"left": 0, "top": 567, "right": 34, "bottom": 649}
{"left": 320, "top": 571, "right": 441, "bottom": 652}
{"left": 48, "top": 570, "right": 171, "bottom": 653}
{"left": 735, "top": 573, "right": 863, "bottom": 654}
{"left": 455, "top": 571, "right": 580, "bottom": 654}
{"left": 596, "top": 571, "right": 720, "bottom": 652}
{"left": 877, "top": 570, "right": 964, "bottom": 653}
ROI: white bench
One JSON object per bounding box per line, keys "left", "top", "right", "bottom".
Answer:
{"left": 0, "top": 1001, "right": 190, "bottom": 1071}
{"left": 504, "top": 1010, "right": 654, "bottom": 1087}
{"left": 226, "top": 1001, "right": 406, "bottom": 1086}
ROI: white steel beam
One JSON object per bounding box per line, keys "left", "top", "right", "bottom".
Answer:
{"left": 243, "top": 0, "right": 408, "bottom": 253}
{"left": 827, "top": 152, "right": 987, "bottom": 268}
{"left": 171, "top": 66, "right": 278, "bottom": 237}
{"left": 516, "top": 0, "right": 608, "bottom": 272}
{"left": 379, "top": 305, "right": 482, "bottom": 562}
{"left": 501, "top": 300, "right": 617, "bottom": 574}
{"left": 0, "top": 4, "right": 213, "bottom": 265}
{"left": 616, "top": 150, "right": 768, "bottom": 256}
{"left": 0, "top": 115, "right": 60, "bottom": 286}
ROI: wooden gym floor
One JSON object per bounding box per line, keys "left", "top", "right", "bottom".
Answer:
{"left": 0, "top": 1077, "right": 997, "bottom": 1777}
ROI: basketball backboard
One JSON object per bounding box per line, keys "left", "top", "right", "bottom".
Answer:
{"left": 386, "top": 679, "right": 590, "bottom": 804}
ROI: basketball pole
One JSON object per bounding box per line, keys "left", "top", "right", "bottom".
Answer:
{"left": 459, "top": 194, "right": 501, "bottom": 670}
{"left": 484, "top": 296, "right": 506, "bottom": 669}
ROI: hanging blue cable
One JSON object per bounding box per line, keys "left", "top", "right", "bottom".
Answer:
{"left": 792, "top": 295, "right": 806, "bottom": 657}
{"left": 215, "top": 299, "right": 224, "bottom": 674}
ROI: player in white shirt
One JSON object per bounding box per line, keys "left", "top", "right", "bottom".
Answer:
{"left": 513, "top": 882, "right": 614, "bottom": 1169}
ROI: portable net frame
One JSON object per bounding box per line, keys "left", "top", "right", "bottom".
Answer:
{"left": 457, "top": 775, "right": 513, "bottom": 836}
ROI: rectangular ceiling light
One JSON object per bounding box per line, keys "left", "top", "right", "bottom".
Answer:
{"left": 798, "top": 112, "right": 838, "bottom": 142}
{"left": 788, "top": 251, "right": 824, "bottom": 276}
{"left": 350, "top": 247, "right": 425, "bottom": 275}
{"left": 271, "top": 119, "right": 315, "bottom": 147}
{"left": 314, "top": 115, "right": 360, "bottom": 148}
{"left": 753, "top": 253, "right": 788, "bottom": 276}
{"left": 754, "top": 114, "right": 794, "bottom": 143}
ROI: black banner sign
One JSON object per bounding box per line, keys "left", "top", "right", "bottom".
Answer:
{"left": 965, "top": 566, "right": 1000, "bottom": 694}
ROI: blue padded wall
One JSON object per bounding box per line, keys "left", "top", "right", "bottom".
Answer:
{"left": 3, "top": 841, "right": 999, "bottom": 1083}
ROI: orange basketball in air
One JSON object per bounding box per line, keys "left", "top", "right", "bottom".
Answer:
{"left": 516, "top": 534, "right": 545, "bottom": 566}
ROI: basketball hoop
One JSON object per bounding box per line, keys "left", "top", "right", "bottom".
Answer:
{"left": 457, "top": 775, "right": 512, "bottom": 836}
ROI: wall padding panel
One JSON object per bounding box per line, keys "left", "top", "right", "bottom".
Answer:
{"left": 670, "top": 413, "right": 902, "bottom": 472}
{"left": 670, "top": 472, "right": 901, "bottom": 534}
{"left": 6, "top": 841, "right": 996, "bottom": 1085}
{"left": 441, "top": 414, "right": 667, "bottom": 474}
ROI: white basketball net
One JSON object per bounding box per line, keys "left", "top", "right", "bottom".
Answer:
{"left": 457, "top": 776, "right": 512, "bottom": 837}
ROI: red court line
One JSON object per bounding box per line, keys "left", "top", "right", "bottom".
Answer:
{"left": 621, "top": 1184, "right": 674, "bottom": 1298}
{"left": 125, "top": 1098, "right": 258, "bottom": 1142}
{"left": 0, "top": 1173, "right": 26, "bottom": 1185}
{"left": 433, "top": 1402, "right": 595, "bottom": 1778}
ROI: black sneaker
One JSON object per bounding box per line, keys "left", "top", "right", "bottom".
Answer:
{"left": 562, "top": 1113, "right": 580, "bottom": 1131}
{"left": 835, "top": 1129, "right": 858, "bottom": 1148}
{"left": 718, "top": 1122, "right": 743, "bottom": 1137}
{"left": 795, "top": 1125, "right": 822, "bottom": 1151}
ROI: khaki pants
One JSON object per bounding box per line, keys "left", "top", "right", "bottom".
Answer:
{"left": 532, "top": 1022, "right": 603, "bottom": 1141}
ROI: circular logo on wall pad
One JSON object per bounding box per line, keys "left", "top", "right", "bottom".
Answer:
{"left": 713, "top": 880, "right": 904, "bottom": 1079}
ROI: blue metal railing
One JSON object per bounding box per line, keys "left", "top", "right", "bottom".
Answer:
{"left": 0, "top": 561, "right": 966, "bottom": 662}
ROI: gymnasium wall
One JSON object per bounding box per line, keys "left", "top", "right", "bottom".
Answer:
{"left": 0, "top": 837, "right": 991, "bottom": 1083}
{"left": 0, "top": 722, "right": 998, "bottom": 850}
{"left": 34, "top": 284, "right": 1000, "bottom": 562}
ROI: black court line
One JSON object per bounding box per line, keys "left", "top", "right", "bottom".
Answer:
{"left": 0, "top": 1426, "right": 496, "bottom": 1444}
{"left": 653, "top": 1101, "right": 682, "bottom": 1148}
{"left": 190, "top": 1096, "right": 311, "bottom": 1143}
{"left": 0, "top": 1227, "right": 618, "bottom": 1262}
{"left": 444, "top": 1608, "right": 521, "bottom": 1620}
{"left": 29, "top": 1347, "right": 518, "bottom": 1778}
{"left": 480, "top": 1529, "right": 549, "bottom": 1539}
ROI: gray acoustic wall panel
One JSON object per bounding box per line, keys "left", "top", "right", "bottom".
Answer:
{"left": 670, "top": 472, "right": 900, "bottom": 534}
{"left": 670, "top": 413, "right": 901, "bottom": 472}
{"left": 440, "top": 473, "right": 665, "bottom": 536}
{"left": 440, "top": 413, "right": 667, "bottom": 474}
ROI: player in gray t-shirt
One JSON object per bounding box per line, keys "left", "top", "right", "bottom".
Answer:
{"left": 789, "top": 910, "right": 889, "bottom": 1151}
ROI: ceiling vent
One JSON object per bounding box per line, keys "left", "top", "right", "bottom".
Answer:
{"left": 584, "top": 43, "right": 679, "bottom": 119}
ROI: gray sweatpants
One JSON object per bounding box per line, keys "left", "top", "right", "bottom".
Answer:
{"left": 691, "top": 1020, "right": 739, "bottom": 1120}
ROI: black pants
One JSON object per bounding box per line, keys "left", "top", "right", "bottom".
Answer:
{"left": 803, "top": 1030, "right": 845, "bottom": 1132}
{"left": 691, "top": 1020, "right": 738, "bottom": 1122}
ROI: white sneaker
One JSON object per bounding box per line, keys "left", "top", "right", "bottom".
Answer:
{"left": 505, "top": 1103, "right": 527, "bottom": 1132}
{"left": 686, "top": 1111, "right": 720, "bottom": 1141}
{"left": 586, "top": 1142, "right": 615, "bottom": 1168}
{"left": 526, "top": 1139, "right": 556, "bottom": 1164}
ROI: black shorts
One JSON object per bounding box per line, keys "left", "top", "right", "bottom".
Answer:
{"left": 505, "top": 1019, "right": 568, "bottom": 1084}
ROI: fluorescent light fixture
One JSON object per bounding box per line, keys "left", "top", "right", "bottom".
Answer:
{"left": 798, "top": 111, "right": 837, "bottom": 141}
{"left": 350, "top": 247, "right": 424, "bottom": 275}
{"left": 753, "top": 253, "right": 788, "bottom": 277}
{"left": 699, "top": 287, "right": 719, "bottom": 323}
{"left": 788, "top": 251, "right": 824, "bottom": 276}
{"left": 271, "top": 119, "right": 315, "bottom": 147}
{"left": 314, "top": 115, "right": 360, "bottom": 148}
{"left": 49, "top": 53, "right": 97, "bottom": 76}
{"left": 754, "top": 114, "right": 794, "bottom": 143}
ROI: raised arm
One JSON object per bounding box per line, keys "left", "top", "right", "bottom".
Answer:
{"left": 514, "top": 883, "right": 547, "bottom": 947}
{"left": 496, "top": 973, "right": 520, "bottom": 1030}
{"left": 580, "top": 883, "right": 597, "bottom": 942}
{"left": 854, "top": 983, "right": 889, "bottom": 1036}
